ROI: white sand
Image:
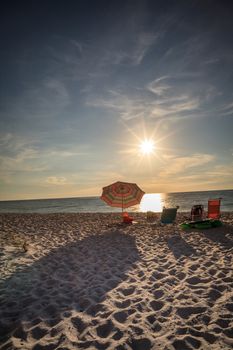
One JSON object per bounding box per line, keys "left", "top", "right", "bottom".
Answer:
{"left": 0, "top": 212, "right": 233, "bottom": 350}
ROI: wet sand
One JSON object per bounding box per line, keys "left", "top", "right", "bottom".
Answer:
{"left": 0, "top": 212, "right": 233, "bottom": 349}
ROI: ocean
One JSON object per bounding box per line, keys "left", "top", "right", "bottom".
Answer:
{"left": 0, "top": 189, "right": 232, "bottom": 213}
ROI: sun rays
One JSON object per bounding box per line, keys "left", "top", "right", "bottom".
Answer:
{"left": 139, "top": 139, "right": 156, "bottom": 155}
{"left": 113, "top": 117, "right": 186, "bottom": 180}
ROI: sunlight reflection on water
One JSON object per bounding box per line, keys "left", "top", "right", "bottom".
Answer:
{"left": 1, "top": 190, "right": 232, "bottom": 213}
{"left": 139, "top": 193, "right": 163, "bottom": 212}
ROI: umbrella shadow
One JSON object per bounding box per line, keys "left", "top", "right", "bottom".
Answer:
{"left": 0, "top": 230, "right": 139, "bottom": 342}
{"left": 166, "top": 234, "right": 199, "bottom": 259}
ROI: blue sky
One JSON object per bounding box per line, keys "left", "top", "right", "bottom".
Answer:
{"left": 0, "top": 0, "right": 233, "bottom": 200}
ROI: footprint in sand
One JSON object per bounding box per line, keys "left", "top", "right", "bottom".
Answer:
{"left": 50, "top": 327, "right": 60, "bottom": 337}
{"left": 71, "top": 316, "right": 87, "bottom": 334}
{"left": 119, "top": 285, "right": 136, "bottom": 296}
{"left": 207, "top": 288, "right": 222, "bottom": 301}
{"left": 176, "top": 272, "right": 186, "bottom": 280}
{"left": 208, "top": 268, "right": 218, "bottom": 276}
{"left": 96, "top": 319, "right": 114, "bottom": 338}
{"left": 146, "top": 315, "right": 162, "bottom": 333}
{"left": 172, "top": 336, "right": 201, "bottom": 350}
{"left": 86, "top": 302, "right": 107, "bottom": 316}
{"left": 213, "top": 283, "right": 227, "bottom": 292}
{"left": 188, "top": 328, "right": 218, "bottom": 344}
{"left": 153, "top": 289, "right": 164, "bottom": 299}
{"left": 13, "top": 326, "right": 27, "bottom": 341}
{"left": 113, "top": 310, "right": 128, "bottom": 323}
{"left": 226, "top": 302, "right": 233, "bottom": 312}
{"left": 176, "top": 306, "right": 207, "bottom": 319}
{"left": 146, "top": 314, "right": 156, "bottom": 325}
{"left": 31, "top": 326, "right": 48, "bottom": 340}
{"left": 112, "top": 329, "right": 124, "bottom": 341}
{"left": 128, "top": 337, "right": 152, "bottom": 350}
{"left": 114, "top": 299, "right": 131, "bottom": 309}
{"left": 189, "top": 264, "right": 199, "bottom": 272}
{"left": 169, "top": 268, "right": 177, "bottom": 276}
{"left": 185, "top": 276, "right": 203, "bottom": 285}
{"left": 150, "top": 300, "right": 164, "bottom": 311}
{"left": 161, "top": 306, "right": 172, "bottom": 317}
{"left": 216, "top": 318, "right": 231, "bottom": 328}
{"left": 151, "top": 271, "right": 166, "bottom": 281}
{"left": 223, "top": 328, "right": 233, "bottom": 339}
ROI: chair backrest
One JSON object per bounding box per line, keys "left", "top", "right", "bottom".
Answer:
{"left": 207, "top": 198, "right": 221, "bottom": 219}
{"left": 161, "top": 207, "right": 178, "bottom": 224}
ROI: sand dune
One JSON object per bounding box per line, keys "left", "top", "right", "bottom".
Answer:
{"left": 0, "top": 213, "right": 233, "bottom": 349}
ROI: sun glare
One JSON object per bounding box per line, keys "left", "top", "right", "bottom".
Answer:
{"left": 139, "top": 139, "right": 155, "bottom": 155}
{"left": 140, "top": 193, "right": 163, "bottom": 212}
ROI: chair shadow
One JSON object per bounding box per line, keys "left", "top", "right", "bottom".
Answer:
{"left": 199, "top": 224, "right": 233, "bottom": 249}
{"left": 180, "top": 222, "right": 233, "bottom": 249}
{"left": 0, "top": 230, "right": 139, "bottom": 340}
{"left": 166, "top": 234, "right": 199, "bottom": 259}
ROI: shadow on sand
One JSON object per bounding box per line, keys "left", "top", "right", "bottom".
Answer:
{"left": 181, "top": 223, "right": 233, "bottom": 250}
{"left": 166, "top": 234, "right": 199, "bottom": 259}
{"left": 0, "top": 230, "right": 139, "bottom": 343}
{"left": 200, "top": 224, "right": 233, "bottom": 249}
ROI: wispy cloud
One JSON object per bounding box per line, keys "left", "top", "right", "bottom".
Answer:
{"left": 0, "top": 148, "right": 47, "bottom": 174}
{"left": 147, "top": 76, "right": 171, "bottom": 96}
{"left": 87, "top": 73, "right": 202, "bottom": 121}
{"left": 20, "top": 78, "right": 70, "bottom": 118}
{"left": 141, "top": 156, "right": 233, "bottom": 193}
{"left": 0, "top": 77, "right": 71, "bottom": 134}
{"left": 219, "top": 101, "right": 233, "bottom": 117}
{"left": 0, "top": 133, "right": 88, "bottom": 178}
{"left": 169, "top": 163, "right": 233, "bottom": 190}
{"left": 159, "top": 153, "right": 215, "bottom": 177}
{"left": 45, "top": 176, "right": 67, "bottom": 185}
{"left": 103, "top": 31, "right": 160, "bottom": 66}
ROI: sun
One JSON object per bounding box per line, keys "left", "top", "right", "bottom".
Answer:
{"left": 139, "top": 139, "right": 156, "bottom": 155}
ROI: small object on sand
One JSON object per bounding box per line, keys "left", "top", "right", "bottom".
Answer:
{"left": 146, "top": 211, "right": 157, "bottom": 222}
{"left": 22, "top": 241, "right": 29, "bottom": 252}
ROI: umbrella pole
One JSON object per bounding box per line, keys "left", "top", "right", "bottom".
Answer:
{"left": 122, "top": 194, "right": 123, "bottom": 215}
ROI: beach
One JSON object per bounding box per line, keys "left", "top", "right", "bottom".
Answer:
{"left": 0, "top": 212, "right": 233, "bottom": 350}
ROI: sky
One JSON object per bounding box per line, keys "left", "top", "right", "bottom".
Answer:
{"left": 0, "top": 0, "right": 233, "bottom": 200}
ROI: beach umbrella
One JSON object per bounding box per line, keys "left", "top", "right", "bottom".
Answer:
{"left": 100, "top": 181, "right": 145, "bottom": 212}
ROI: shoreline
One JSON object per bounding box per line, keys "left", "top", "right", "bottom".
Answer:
{"left": 0, "top": 213, "right": 233, "bottom": 349}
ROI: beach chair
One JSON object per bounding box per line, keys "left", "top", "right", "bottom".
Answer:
{"left": 122, "top": 212, "right": 133, "bottom": 224}
{"left": 207, "top": 198, "right": 221, "bottom": 219}
{"left": 160, "top": 206, "right": 179, "bottom": 224}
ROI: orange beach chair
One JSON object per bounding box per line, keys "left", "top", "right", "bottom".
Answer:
{"left": 207, "top": 198, "right": 221, "bottom": 219}
{"left": 122, "top": 212, "right": 133, "bottom": 224}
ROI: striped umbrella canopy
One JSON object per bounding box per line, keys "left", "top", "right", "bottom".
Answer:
{"left": 101, "top": 181, "right": 145, "bottom": 211}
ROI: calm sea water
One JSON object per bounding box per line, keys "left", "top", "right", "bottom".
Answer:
{"left": 0, "top": 189, "right": 232, "bottom": 213}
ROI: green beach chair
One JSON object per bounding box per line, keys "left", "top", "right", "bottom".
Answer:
{"left": 160, "top": 206, "right": 179, "bottom": 224}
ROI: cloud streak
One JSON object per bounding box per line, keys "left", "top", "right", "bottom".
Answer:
{"left": 45, "top": 176, "right": 67, "bottom": 185}
{"left": 87, "top": 74, "right": 202, "bottom": 121}
{"left": 159, "top": 153, "right": 215, "bottom": 177}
